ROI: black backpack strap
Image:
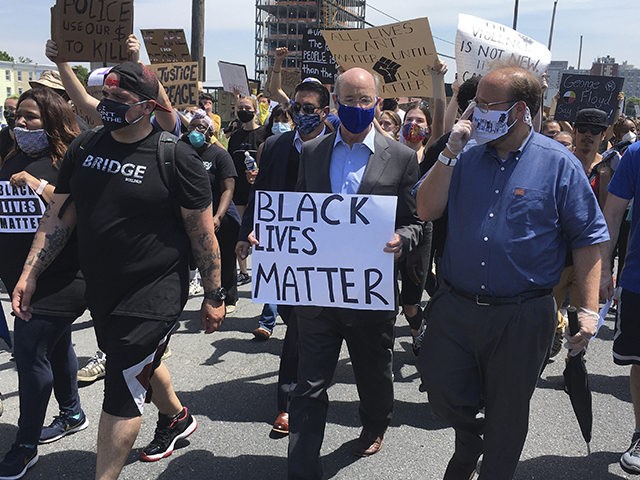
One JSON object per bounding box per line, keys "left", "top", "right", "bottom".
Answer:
{"left": 157, "top": 131, "right": 178, "bottom": 194}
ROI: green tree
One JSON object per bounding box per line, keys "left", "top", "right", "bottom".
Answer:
{"left": 17, "top": 56, "right": 32, "bottom": 64}
{"left": 0, "top": 51, "right": 14, "bottom": 62}
{"left": 73, "top": 65, "right": 89, "bottom": 86}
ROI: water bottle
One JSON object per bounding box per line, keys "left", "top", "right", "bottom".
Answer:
{"left": 244, "top": 151, "right": 257, "bottom": 171}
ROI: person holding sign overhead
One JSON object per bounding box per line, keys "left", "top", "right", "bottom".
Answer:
{"left": 0, "top": 88, "right": 87, "bottom": 480}
{"left": 287, "top": 67, "right": 422, "bottom": 479}
{"left": 415, "top": 66, "right": 608, "bottom": 479}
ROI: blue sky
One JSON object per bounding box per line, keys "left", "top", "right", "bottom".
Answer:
{"left": 1, "top": 0, "right": 635, "bottom": 86}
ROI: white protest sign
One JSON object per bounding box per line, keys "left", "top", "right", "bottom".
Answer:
{"left": 252, "top": 191, "right": 397, "bottom": 311}
{"left": 455, "top": 14, "right": 551, "bottom": 81}
{"left": 0, "top": 181, "right": 46, "bottom": 233}
{"left": 217, "top": 61, "right": 250, "bottom": 97}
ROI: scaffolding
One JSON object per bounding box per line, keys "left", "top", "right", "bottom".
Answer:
{"left": 255, "top": 0, "right": 366, "bottom": 85}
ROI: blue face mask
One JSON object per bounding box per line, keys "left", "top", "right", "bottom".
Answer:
{"left": 272, "top": 122, "right": 292, "bottom": 135}
{"left": 188, "top": 130, "right": 206, "bottom": 148}
{"left": 292, "top": 112, "right": 322, "bottom": 135}
{"left": 337, "top": 101, "right": 376, "bottom": 134}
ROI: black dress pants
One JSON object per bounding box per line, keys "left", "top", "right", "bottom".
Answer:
{"left": 287, "top": 307, "right": 395, "bottom": 480}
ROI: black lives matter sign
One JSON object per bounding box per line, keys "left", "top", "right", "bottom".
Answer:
{"left": 0, "top": 182, "right": 46, "bottom": 233}
{"left": 556, "top": 74, "right": 625, "bottom": 124}
{"left": 51, "top": 0, "right": 133, "bottom": 63}
{"left": 302, "top": 28, "right": 337, "bottom": 84}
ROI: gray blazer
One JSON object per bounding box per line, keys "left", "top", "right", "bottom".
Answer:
{"left": 295, "top": 130, "right": 424, "bottom": 319}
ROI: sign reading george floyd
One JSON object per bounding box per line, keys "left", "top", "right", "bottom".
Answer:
{"left": 252, "top": 191, "right": 397, "bottom": 310}
{"left": 140, "top": 29, "right": 191, "bottom": 64}
{"left": 455, "top": 14, "right": 551, "bottom": 82}
{"left": 50, "top": 0, "right": 133, "bottom": 63}
{"left": 555, "top": 74, "right": 625, "bottom": 124}
{"left": 0, "top": 181, "right": 46, "bottom": 234}
{"left": 302, "top": 28, "right": 337, "bottom": 84}
{"left": 321, "top": 18, "right": 438, "bottom": 97}
{"left": 148, "top": 62, "right": 199, "bottom": 109}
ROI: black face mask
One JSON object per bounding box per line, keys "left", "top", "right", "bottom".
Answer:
{"left": 237, "top": 110, "right": 255, "bottom": 123}
{"left": 4, "top": 110, "right": 15, "bottom": 129}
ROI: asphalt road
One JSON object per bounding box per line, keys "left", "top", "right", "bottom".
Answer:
{"left": 0, "top": 276, "right": 636, "bottom": 479}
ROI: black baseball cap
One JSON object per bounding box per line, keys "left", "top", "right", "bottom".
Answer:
{"left": 575, "top": 108, "right": 608, "bottom": 128}
{"left": 106, "top": 62, "right": 171, "bottom": 111}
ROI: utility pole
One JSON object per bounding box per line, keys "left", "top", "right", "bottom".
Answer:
{"left": 513, "top": 0, "right": 519, "bottom": 30}
{"left": 191, "top": 0, "right": 205, "bottom": 81}
{"left": 548, "top": 0, "right": 558, "bottom": 50}
{"left": 578, "top": 35, "right": 583, "bottom": 70}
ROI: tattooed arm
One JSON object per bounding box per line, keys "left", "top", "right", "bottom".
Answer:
{"left": 12, "top": 194, "right": 77, "bottom": 321}
{"left": 181, "top": 204, "right": 225, "bottom": 333}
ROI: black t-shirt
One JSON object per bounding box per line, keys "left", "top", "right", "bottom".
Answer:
{"left": 0, "top": 152, "right": 85, "bottom": 317}
{"left": 0, "top": 127, "right": 13, "bottom": 161}
{"left": 228, "top": 126, "right": 267, "bottom": 205}
{"left": 56, "top": 128, "right": 212, "bottom": 321}
{"left": 200, "top": 144, "right": 241, "bottom": 225}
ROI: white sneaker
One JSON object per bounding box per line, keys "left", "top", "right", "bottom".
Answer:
{"left": 621, "top": 432, "right": 640, "bottom": 474}
{"left": 77, "top": 351, "right": 106, "bottom": 382}
{"left": 188, "top": 278, "right": 203, "bottom": 296}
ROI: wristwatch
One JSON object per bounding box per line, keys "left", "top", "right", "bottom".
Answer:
{"left": 205, "top": 287, "right": 226, "bottom": 302}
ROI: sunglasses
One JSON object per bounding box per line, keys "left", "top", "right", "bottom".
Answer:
{"left": 576, "top": 125, "right": 605, "bottom": 135}
{"left": 291, "top": 102, "right": 319, "bottom": 115}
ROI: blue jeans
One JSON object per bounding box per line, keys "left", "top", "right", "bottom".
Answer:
{"left": 258, "top": 304, "right": 278, "bottom": 332}
{"left": 13, "top": 313, "right": 81, "bottom": 446}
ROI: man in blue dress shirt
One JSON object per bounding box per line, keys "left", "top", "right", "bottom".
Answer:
{"left": 416, "top": 66, "right": 609, "bottom": 480}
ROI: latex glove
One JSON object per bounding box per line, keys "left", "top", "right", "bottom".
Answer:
{"left": 565, "top": 307, "right": 598, "bottom": 357}
{"left": 446, "top": 102, "right": 474, "bottom": 156}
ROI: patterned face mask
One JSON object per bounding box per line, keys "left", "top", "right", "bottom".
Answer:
{"left": 13, "top": 127, "right": 49, "bottom": 155}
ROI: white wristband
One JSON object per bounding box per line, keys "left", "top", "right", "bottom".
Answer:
{"left": 35, "top": 179, "right": 48, "bottom": 195}
{"left": 438, "top": 152, "right": 457, "bottom": 167}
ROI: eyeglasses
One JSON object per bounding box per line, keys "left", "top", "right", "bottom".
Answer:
{"left": 291, "top": 102, "right": 320, "bottom": 115}
{"left": 576, "top": 125, "right": 605, "bottom": 135}
{"left": 338, "top": 96, "right": 376, "bottom": 108}
{"left": 236, "top": 106, "right": 254, "bottom": 112}
{"left": 190, "top": 124, "right": 210, "bottom": 133}
{"left": 474, "top": 99, "right": 516, "bottom": 113}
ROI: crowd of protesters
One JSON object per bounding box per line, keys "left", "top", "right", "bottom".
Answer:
{"left": 0, "top": 33, "right": 639, "bottom": 480}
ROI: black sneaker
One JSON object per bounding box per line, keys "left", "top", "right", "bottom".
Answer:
{"left": 39, "top": 410, "right": 89, "bottom": 444}
{"left": 236, "top": 272, "right": 251, "bottom": 286}
{"left": 140, "top": 407, "right": 197, "bottom": 462}
{"left": 0, "top": 444, "right": 38, "bottom": 480}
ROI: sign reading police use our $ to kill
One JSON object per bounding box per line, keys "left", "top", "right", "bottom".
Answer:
{"left": 252, "top": 191, "right": 397, "bottom": 311}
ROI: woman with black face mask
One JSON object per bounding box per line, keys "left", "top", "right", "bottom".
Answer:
{"left": 227, "top": 95, "right": 267, "bottom": 287}
{"left": 0, "top": 95, "right": 19, "bottom": 161}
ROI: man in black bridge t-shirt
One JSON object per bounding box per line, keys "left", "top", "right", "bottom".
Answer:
{"left": 12, "top": 62, "right": 226, "bottom": 480}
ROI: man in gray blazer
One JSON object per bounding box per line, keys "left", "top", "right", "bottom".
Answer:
{"left": 287, "top": 67, "right": 423, "bottom": 479}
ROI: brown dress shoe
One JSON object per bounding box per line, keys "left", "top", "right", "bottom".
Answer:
{"left": 352, "top": 429, "right": 384, "bottom": 457}
{"left": 272, "top": 412, "right": 289, "bottom": 434}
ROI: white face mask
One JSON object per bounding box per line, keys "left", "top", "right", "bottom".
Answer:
{"left": 471, "top": 102, "right": 517, "bottom": 145}
{"left": 622, "top": 131, "right": 637, "bottom": 143}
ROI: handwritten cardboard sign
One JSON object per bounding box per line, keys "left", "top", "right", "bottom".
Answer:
{"left": 148, "top": 62, "right": 199, "bottom": 109}
{"left": 0, "top": 181, "right": 46, "bottom": 233}
{"left": 252, "top": 191, "right": 397, "bottom": 310}
{"left": 218, "top": 61, "right": 250, "bottom": 98}
{"left": 455, "top": 14, "right": 551, "bottom": 82}
{"left": 555, "top": 74, "right": 625, "bottom": 123}
{"left": 140, "top": 29, "right": 191, "bottom": 64}
{"left": 50, "top": 0, "right": 133, "bottom": 63}
{"left": 302, "top": 28, "right": 337, "bottom": 84}
{"left": 322, "top": 18, "right": 438, "bottom": 97}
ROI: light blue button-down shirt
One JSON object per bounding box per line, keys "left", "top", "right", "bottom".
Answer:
{"left": 329, "top": 127, "right": 376, "bottom": 194}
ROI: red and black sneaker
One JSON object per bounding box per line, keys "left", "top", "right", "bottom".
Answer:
{"left": 140, "top": 407, "right": 197, "bottom": 462}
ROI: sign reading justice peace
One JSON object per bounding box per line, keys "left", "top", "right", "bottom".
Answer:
{"left": 321, "top": 18, "right": 438, "bottom": 97}
{"left": 252, "top": 191, "right": 397, "bottom": 311}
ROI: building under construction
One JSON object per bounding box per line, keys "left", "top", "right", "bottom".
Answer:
{"left": 255, "top": 0, "right": 366, "bottom": 85}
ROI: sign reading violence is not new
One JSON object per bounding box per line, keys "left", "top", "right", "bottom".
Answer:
{"left": 252, "top": 191, "right": 397, "bottom": 311}
{"left": 455, "top": 14, "right": 551, "bottom": 82}
{"left": 555, "top": 74, "right": 625, "bottom": 124}
{"left": 0, "top": 181, "right": 46, "bottom": 234}
{"left": 321, "top": 18, "right": 438, "bottom": 97}
{"left": 148, "top": 62, "right": 199, "bottom": 109}
{"left": 50, "top": 0, "right": 133, "bottom": 63}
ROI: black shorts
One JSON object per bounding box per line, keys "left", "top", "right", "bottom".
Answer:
{"left": 94, "top": 315, "right": 177, "bottom": 418}
{"left": 613, "top": 289, "right": 640, "bottom": 366}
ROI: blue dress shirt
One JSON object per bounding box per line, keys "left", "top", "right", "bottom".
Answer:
{"left": 442, "top": 130, "right": 609, "bottom": 296}
{"left": 330, "top": 127, "right": 375, "bottom": 194}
